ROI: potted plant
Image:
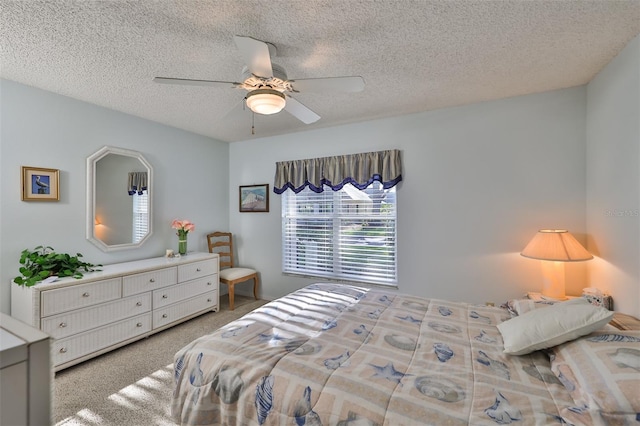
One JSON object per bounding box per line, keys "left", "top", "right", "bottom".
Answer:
{"left": 13, "top": 245, "right": 102, "bottom": 287}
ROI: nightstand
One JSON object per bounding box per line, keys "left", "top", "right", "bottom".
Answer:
{"left": 1, "top": 313, "right": 51, "bottom": 425}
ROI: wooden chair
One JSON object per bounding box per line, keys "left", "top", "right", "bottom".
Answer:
{"left": 206, "top": 232, "right": 259, "bottom": 310}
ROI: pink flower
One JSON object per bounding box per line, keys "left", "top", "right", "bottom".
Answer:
{"left": 171, "top": 219, "right": 195, "bottom": 234}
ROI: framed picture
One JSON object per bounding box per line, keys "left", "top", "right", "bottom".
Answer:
{"left": 239, "top": 184, "right": 269, "bottom": 212}
{"left": 21, "top": 166, "right": 60, "bottom": 201}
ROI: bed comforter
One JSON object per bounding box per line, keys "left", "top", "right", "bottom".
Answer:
{"left": 171, "top": 283, "right": 601, "bottom": 425}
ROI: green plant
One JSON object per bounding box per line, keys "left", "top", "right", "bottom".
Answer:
{"left": 14, "top": 246, "right": 102, "bottom": 287}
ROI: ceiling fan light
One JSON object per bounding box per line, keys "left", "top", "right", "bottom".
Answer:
{"left": 246, "top": 89, "right": 286, "bottom": 115}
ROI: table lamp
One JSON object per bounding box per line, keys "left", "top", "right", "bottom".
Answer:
{"left": 521, "top": 229, "right": 593, "bottom": 299}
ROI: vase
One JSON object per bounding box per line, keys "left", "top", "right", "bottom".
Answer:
{"left": 178, "top": 233, "right": 188, "bottom": 255}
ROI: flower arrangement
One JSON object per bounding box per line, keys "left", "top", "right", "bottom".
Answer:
{"left": 172, "top": 219, "right": 195, "bottom": 255}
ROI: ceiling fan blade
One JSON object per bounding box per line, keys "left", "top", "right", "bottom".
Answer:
{"left": 284, "top": 94, "right": 321, "bottom": 124}
{"left": 233, "top": 35, "right": 273, "bottom": 78}
{"left": 219, "top": 95, "right": 248, "bottom": 121}
{"left": 153, "top": 77, "right": 240, "bottom": 88}
{"left": 289, "top": 76, "right": 365, "bottom": 93}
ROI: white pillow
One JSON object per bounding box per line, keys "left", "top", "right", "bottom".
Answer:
{"left": 497, "top": 298, "right": 613, "bottom": 355}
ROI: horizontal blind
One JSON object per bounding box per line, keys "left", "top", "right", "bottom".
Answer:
{"left": 282, "top": 182, "right": 397, "bottom": 285}
{"left": 132, "top": 191, "right": 149, "bottom": 243}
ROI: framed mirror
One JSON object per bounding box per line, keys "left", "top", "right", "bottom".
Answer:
{"left": 86, "top": 146, "right": 153, "bottom": 251}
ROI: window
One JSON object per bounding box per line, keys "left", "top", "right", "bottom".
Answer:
{"left": 132, "top": 191, "right": 148, "bottom": 243}
{"left": 282, "top": 181, "right": 397, "bottom": 285}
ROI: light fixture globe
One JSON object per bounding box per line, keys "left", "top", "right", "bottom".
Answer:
{"left": 245, "top": 88, "right": 286, "bottom": 115}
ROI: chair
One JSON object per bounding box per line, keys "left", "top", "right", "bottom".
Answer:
{"left": 206, "top": 232, "right": 259, "bottom": 310}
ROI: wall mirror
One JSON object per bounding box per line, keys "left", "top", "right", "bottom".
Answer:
{"left": 86, "top": 146, "right": 153, "bottom": 251}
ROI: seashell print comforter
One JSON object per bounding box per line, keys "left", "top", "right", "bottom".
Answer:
{"left": 171, "top": 283, "right": 613, "bottom": 425}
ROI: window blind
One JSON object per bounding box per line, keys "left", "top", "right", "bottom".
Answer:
{"left": 132, "top": 190, "right": 148, "bottom": 243}
{"left": 282, "top": 182, "right": 397, "bottom": 285}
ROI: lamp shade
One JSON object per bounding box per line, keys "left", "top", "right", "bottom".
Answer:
{"left": 521, "top": 229, "right": 593, "bottom": 262}
{"left": 246, "top": 88, "right": 286, "bottom": 115}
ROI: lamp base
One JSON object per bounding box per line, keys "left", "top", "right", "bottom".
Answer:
{"left": 540, "top": 260, "right": 567, "bottom": 300}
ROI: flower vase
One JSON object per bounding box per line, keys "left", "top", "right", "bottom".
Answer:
{"left": 178, "top": 232, "right": 188, "bottom": 255}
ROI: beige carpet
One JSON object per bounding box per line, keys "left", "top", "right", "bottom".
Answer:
{"left": 54, "top": 295, "right": 267, "bottom": 426}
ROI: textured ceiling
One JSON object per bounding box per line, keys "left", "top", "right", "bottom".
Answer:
{"left": 1, "top": 1, "right": 639, "bottom": 143}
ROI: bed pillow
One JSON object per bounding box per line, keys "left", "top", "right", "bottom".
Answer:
{"left": 497, "top": 298, "right": 613, "bottom": 355}
{"left": 505, "top": 298, "right": 557, "bottom": 316}
{"left": 505, "top": 293, "right": 611, "bottom": 317}
{"left": 550, "top": 329, "right": 640, "bottom": 421}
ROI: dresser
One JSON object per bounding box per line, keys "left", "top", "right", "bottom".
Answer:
{"left": 11, "top": 252, "right": 219, "bottom": 371}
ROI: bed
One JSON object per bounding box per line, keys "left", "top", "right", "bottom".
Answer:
{"left": 171, "top": 283, "right": 639, "bottom": 425}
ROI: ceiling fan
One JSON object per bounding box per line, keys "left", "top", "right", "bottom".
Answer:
{"left": 154, "top": 35, "right": 365, "bottom": 124}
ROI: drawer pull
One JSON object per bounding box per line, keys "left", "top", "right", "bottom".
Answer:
{"left": 59, "top": 347, "right": 67, "bottom": 353}
{"left": 136, "top": 322, "right": 143, "bottom": 327}
{"left": 162, "top": 294, "right": 168, "bottom": 299}
{"left": 149, "top": 278, "right": 155, "bottom": 283}
{"left": 162, "top": 314, "right": 168, "bottom": 318}
{"left": 136, "top": 302, "right": 142, "bottom": 306}
{"left": 59, "top": 322, "right": 67, "bottom": 328}
{"left": 207, "top": 281, "right": 212, "bottom": 286}
{"left": 196, "top": 268, "right": 201, "bottom": 272}
{"left": 82, "top": 292, "right": 90, "bottom": 297}
{"left": 207, "top": 298, "right": 212, "bottom": 303}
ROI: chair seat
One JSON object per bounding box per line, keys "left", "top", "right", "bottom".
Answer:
{"left": 207, "top": 231, "right": 259, "bottom": 310}
{"left": 220, "top": 267, "right": 257, "bottom": 281}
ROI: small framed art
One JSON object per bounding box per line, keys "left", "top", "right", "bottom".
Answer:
{"left": 21, "top": 166, "right": 60, "bottom": 201}
{"left": 239, "top": 184, "right": 269, "bottom": 212}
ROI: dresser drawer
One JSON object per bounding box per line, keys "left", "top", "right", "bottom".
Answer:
{"left": 41, "top": 278, "right": 122, "bottom": 317}
{"left": 122, "top": 267, "right": 177, "bottom": 296}
{"left": 153, "top": 276, "right": 217, "bottom": 309}
{"left": 178, "top": 259, "right": 217, "bottom": 282}
{"left": 53, "top": 313, "right": 151, "bottom": 366}
{"left": 153, "top": 291, "right": 217, "bottom": 329}
{"left": 41, "top": 293, "right": 151, "bottom": 339}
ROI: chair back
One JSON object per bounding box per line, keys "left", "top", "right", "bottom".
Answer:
{"left": 207, "top": 232, "right": 235, "bottom": 269}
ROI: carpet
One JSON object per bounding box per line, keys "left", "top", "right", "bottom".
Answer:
{"left": 54, "top": 295, "right": 267, "bottom": 426}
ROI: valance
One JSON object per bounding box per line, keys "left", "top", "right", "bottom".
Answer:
{"left": 127, "top": 172, "right": 148, "bottom": 195}
{"left": 274, "top": 149, "right": 402, "bottom": 194}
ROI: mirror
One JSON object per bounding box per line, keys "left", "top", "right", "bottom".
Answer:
{"left": 87, "top": 146, "right": 153, "bottom": 251}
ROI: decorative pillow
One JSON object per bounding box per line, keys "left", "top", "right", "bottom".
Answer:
{"left": 504, "top": 292, "right": 613, "bottom": 317}
{"left": 497, "top": 298, "right": 614, "bottom": 355}
{"left": 550, "top": 329, "right": 640, "bottom": 421}
{"left": 505, "top": 298, "right": 557, "bottom": 316}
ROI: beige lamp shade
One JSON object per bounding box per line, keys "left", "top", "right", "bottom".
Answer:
{"left": 521, "top": 229, "right": 593, "bottom": 262}
{"left": 521, "top": 229, "right": 592, "bottom": 299}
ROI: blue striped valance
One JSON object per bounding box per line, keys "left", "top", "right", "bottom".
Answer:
{"left": 127, "top": 172, "right": 148, "bottom": 195}
{"left": 273, "top": 149, "right": 402, "bottom": 194}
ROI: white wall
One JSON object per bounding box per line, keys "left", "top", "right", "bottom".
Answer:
{"left": 229, "top": 87, "right": 589, "bottom": 306}
{"left": 586, "top": 35, "right": 640, "bottom": 317}
{"left": 0, "top": 79, "right": 229, "bottom": 314}
{"left": 3, "top": 34, "right": 637, "bottom": 316}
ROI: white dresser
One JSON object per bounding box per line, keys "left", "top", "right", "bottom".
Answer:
{"left": 11, "top": 252, "right": 219, "bottom": 371}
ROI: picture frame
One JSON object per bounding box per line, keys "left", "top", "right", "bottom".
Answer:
{"left": 239, "top": 184, "right": 269, "bottom": 212}
{"left": 21, "top": 166, "right": 60, "bottom": 201}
